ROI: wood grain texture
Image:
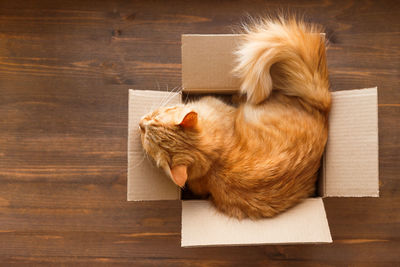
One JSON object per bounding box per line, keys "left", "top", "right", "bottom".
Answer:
{"left": 0, "top": 0, "right": 399, "bottom": 265}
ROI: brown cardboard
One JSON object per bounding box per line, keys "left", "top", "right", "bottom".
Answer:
{"left": 323, "top": 87, "right": 379, "bottom": 197}
{"left": 127, "top": 34, "right": 380, "bottom": 247}
{"left": 128, "top": 89, "right": 331, "bottom": 246}
{"left": 127, "top": 87, "right": 378, "bottom": 246}
{"left": 182, "top": 34, "right": 240, "bottom": 93}
{"left": 181, "top": 199, "right": 331, "bottom": 247}
{"left": 127, "top": 90, "right": 181, "bottom": 201}
{"left": 182, "top": 34, "right": 324, "bottom": 93}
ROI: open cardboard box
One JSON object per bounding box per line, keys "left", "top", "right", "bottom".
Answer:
{"left": 127, "top": 35, "right": 379, "bottom": 247}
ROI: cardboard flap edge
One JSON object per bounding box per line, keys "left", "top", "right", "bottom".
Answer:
{"left": 323, "top": 87, "right": 379, "bottom": 198}
{"left": 127, "top": 89, "right": 182, "bottom": 201}
{"left": 181, "top": 198, "right": 332, "bottom": 247}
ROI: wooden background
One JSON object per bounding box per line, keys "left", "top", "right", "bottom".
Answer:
{"left": 1, "top": 0, "right": 399, "bottom": 265}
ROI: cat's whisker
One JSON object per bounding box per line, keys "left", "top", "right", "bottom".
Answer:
{"left": 148, "top": 99, "right": 157, "bottom": 113}
{"left": 161, "top": 93, "right": 177, "bottom": 109}
{"left": 158, "top": 93, "right": 171, "bottom": 109}
{"left": 158, "top": 86, "right": 169, "bottom": 106}
{"left": 146, "top": 84, "right": 163, "bottom": 114}
{"left": 162, "top": 84, "right": 179, "bottom": 106}
{"left": 160, "top": 86, "right": 182, "bottom": 108}
{"left": 145, "top": 81, "right": 167, "bottom": 115}
{"left": 144, "top": 152, "right": 153, "bottom": 165}
{"left": 157, "top": 85, "right": 173, "bottom": 109}
{"left": 156, "top": 84, "right": 182, "bottom": 111}
{"left": 184, "top": 91, "right": 190, "bottom": 104}
{"left": 161, "top": 91, "right": 177, "bottom": 107}
{"left": 159, "top": 86, "right": 175, "bottom": 107}
{"left": 131, "top": 152, "right": 147, "bottom": 169}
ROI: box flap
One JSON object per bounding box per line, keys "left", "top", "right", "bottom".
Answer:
{"left": 182, "top": 34, "right": 240, "bottom": 92}
{"left": 182, "top": 34, "right": 324, "bottom": 93}
{"left": 323, "top": 87, "right": 379, "bottom": 197}
{"left": 127, "top": 90, "right": 181, "bottom": 201}
{"left": 181, "top": 198, "right": 332, "bottom": 247}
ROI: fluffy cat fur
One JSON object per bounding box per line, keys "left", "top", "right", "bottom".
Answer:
{"left": 139, "top": 17, "right": 331, "bottom": 219}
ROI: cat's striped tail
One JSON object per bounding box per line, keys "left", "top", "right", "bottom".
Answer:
{"left": 233, "top": 16, "right": 331, "bottom": 112}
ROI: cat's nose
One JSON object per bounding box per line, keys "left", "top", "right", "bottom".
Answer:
{"left": 139, "top": 121, "right": 145, "bottom": 132}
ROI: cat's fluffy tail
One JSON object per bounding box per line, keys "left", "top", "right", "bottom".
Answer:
{"left": 233, "top": 17, "right": 331, "bottom": 112}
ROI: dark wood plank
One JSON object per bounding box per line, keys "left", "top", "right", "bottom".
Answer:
{"left": 0, "top": 0, "right": 399, "bottom": 265}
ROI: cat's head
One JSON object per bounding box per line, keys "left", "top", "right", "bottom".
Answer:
{"left": 139, "top": 105, "right": 201, "bottom": 188}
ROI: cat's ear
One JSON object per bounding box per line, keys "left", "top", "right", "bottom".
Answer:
{"left": 161, "top": 163, "right": 187, "bottom": 188}
{"left": 170, "top": 165, "right": 187, "bottom": 188}
{"left": 178, "top": 111, "right": 197, "bottom": 129}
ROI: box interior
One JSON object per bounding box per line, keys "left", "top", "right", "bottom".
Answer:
{"left": 126, "top": 34, "right": 379, "bottom": 247}
{"left": 181, "top": 34, "right": 379, "bottom": 198}
{"left": 127, "top": 87, "right": 378, "bottom": 246}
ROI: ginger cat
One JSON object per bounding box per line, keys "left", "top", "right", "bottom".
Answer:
{"left": 139, "top": 17, "right": 331, "bottom": 219}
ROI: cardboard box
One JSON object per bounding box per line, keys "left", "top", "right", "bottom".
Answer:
{"left": 127, "top": 34, "right": 379, "bottom": 247}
